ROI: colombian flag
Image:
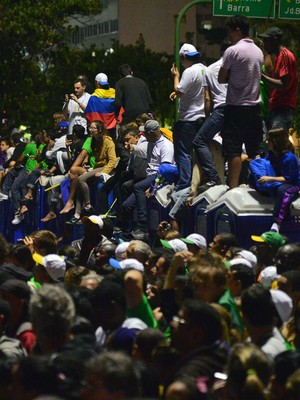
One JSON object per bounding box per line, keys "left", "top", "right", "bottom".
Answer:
{"left": 85, "top": 88, "right": 117, "bottom": 129}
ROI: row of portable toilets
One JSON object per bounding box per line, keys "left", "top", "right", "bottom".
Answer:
{"left": 1, "top": 184, "right": 299, "bottom": 248}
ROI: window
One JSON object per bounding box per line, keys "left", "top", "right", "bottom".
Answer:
{"left": 110, "top": 19, "right": 118, "bottom": 33}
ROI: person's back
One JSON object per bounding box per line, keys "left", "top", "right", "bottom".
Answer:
{"left": 269, "top": 47, "right": 298, "bottom": 111}
{"left": 177, "top": 61, "right": 206, "bottom": 121}
{"left": 205, "top": 57, "right": 227, "bottom": 109}
{"left": 223, "top": 38, "right": 263, "bottom": 106}
{"left": 218, "top": 15, "right": 264, "bottom": 189}
{"left": 114, "top": 64, "right": 152, "bottom": 125}
{"left": 241, "top": 284, "right": 288, "bottom": 359}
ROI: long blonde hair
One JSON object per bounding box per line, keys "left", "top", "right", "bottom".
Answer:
{"left": 226, "top": 343, "right": 272, "bottom": 400}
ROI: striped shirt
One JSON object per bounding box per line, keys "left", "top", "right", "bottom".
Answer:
{"left": 222, "top": 38, "right": 263, "bottom": 106}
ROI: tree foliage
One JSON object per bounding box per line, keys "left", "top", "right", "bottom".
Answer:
{"left": 0, "top": 1, "right": 174, "bottom": 134}
{"left": 0, "top": 0, "right": 102, "bottom": 133}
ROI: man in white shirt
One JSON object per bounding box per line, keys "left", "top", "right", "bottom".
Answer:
{"left": 170, "top": 44, "right": 206, "bottom": 192}
{"left": 121, "top": 120, "right": 175, "bottom": 236}
{"left": 63, "top": 78, "right": 91, "bottom": 134}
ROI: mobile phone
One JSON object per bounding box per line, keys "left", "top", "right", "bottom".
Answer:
{"left": 66, "top": 134, "right": 73, "bottom": 141}
{"left": 17, "top": 238, "right": 24, "bottom": 243}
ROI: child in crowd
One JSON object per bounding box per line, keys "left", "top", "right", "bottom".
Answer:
{"left": 253, "top": 128, "right": 300, "bottom": 233}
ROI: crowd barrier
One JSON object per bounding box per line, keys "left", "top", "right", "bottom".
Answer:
{"left": 0, "top": 184, "right": 299, "bottom": 248}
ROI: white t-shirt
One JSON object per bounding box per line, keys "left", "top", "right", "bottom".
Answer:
{"left": 177, "top": 63, "right": 206, "bottom": 121}
{"left": 67, "top": 92, "right": 91, "bottom": 134}
{"left": 203, "top": 58, "right": 227, "bottom": 110}
{"left": 146, "top": 135, "right": 175, "bottom": 176}
{"left": 46, "top": 135, "right": 67, "bottom": 158}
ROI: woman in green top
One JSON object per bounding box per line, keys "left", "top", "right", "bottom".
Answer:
{"left": 61, "top": 120, "right": 117, "bottom": 223}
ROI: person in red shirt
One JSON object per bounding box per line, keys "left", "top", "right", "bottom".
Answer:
{"left": 260, "top": 27, "right": 298, "bottom": 130}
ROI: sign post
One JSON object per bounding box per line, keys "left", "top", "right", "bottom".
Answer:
{"left": 279, "top": 0, "right": 300, "bottom": 19}
{"left": 213, "top": 0, "right": 275, "bottom": 18}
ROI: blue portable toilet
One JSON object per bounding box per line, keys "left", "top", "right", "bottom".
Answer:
{"left": 206, "top": 186, "right": 300, "bottom": 249}
{"left": 184, "top": 185, "right": 229, "bottom": 239}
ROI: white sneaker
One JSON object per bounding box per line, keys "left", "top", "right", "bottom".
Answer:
{"left": 12, "top": 213, "right": 25, "bottom": 225}
{"left": 0, "top": 192, "right": 8, "bottom": 200}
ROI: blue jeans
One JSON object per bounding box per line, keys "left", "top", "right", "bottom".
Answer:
{"left": 122, "top": 175, "right": 155, "bottom": 230}
{"left": 10, "top": 168, "right": 29, "bottom": 212}
{"left": 2, "top": 168, "right": 21, "bottom": 195}
{"left": 173, "top": 120, "right": 203, "bottom": 191}
{"left": 27, "top": 169, "right": 42, "bottom": 188}
{"left": 169, "top": 187, "right": 191, "bottom": 220}
{"left": 192, "top": 107, "right": 224, "bottom": 182}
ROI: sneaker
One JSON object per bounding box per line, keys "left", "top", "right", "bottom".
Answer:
{"left": 113, "top": 226, "right": 122, "bottom": 234}
{"left": 131, "top": 227, "right": 148, "bottom": 239}
{"left": 66, "top": 216, "right": 82, "bottom": 225}
{"left": 82, "top": 206, "right": 95, "bottom": 217}
{"left": 197, "top": 180, "right": 221, "bottom": 194}
{"left": 0, "top": 192, "right": 8, "bottom": 201}
{"left": 12, "top": 213, "right": 25, "bottom": 225}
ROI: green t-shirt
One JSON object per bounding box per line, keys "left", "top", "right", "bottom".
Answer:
{"left": 38, "top": 144, "right": 49, "bottom": 170}
{"left": 126, "top": 294, "right": 158, "bottom": 329}
{"left": 22, "top": 142, "right": 38, "bottom": 171}
{"left": 219, "top": 289, "right": 244, "bottom": 336}
{"left": 82, "top": 137, "right": 96, "bottom": 168}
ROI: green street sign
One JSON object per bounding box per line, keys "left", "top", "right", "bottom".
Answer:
{"left": 213, "top": 0, "right": 275, "bottom": 18}
{"left": 279, "top": 0, "right": 300, "bottom": 19}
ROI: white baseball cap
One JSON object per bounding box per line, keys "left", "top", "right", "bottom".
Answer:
{"left": 236, "top": 250, "right": 257, "bottom": 273}
{"left": 81, "top": 215, "right": 104, "bottom": 229}
{"left": 179, "top": 43, "right": 199, "bottom": 56}
{"left": 181, "top": 234, "right": 207, "bottom": 250}
{"left": 109, "top": 258, "right": 144, "bottom": 273}
{"left": 115, "top": 242, "right": 130, "bottom": 261}
{"left": 95, "top": 73, "right": 108, "bottom": 85}
{"left": 33, "top": 253, "right": 66, "bottom": 282}
{"left": 258, "top": 266, "right": 279, "bottom": 289}
{"left": 229, "top": 258, "right": 252, "bottom": 269}
{"left": 270, "top": 289, "right": 293, "bottom": 323}
{"left": 160, "top": 239, "right": 188, "bottom": 253}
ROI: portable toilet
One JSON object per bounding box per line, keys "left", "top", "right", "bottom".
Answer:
{"left": 181, "top": 185, "right": 229, "bottom": 238}
{"left": 206, "top": 186, "right": 300, "bottom": 249}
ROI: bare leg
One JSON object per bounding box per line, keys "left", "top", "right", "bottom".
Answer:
{"left": 228, "top": 156, "right": 242, "bottom": 189}
{"left": 60, "top": 166, "right": 85, "bottom": 214}
{"left": 24, "top": 187, "right": 34, "bottom": 199}
{"left": 41, "top": 200, "right": 58, "bottom": 222}
{"left": 19, "top": 205, "right": 28, "bottom": 215}
{"left": 41, "top": 211, "right": 57, "bottom": 222}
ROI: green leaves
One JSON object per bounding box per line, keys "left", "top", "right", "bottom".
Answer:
{"left": 0, "top": 0, "right": 101, "bottom": 132}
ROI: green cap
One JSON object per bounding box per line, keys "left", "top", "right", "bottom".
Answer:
{"left": 251, "top": 231, "right": 286, "bottom": 250}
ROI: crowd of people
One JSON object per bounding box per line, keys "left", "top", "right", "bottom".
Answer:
{"left": 0, "top": 13, "right": 299, "bottom": 400}
{"left": 0, "top": 221, "right": 300, "bottom": 399}
{"left": 0, "top": 16, "right": 298, "bottom": 237}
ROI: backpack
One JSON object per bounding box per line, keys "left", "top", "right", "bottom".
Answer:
{"left": 249, "top": 158, "right": 281, "bottom": 194}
